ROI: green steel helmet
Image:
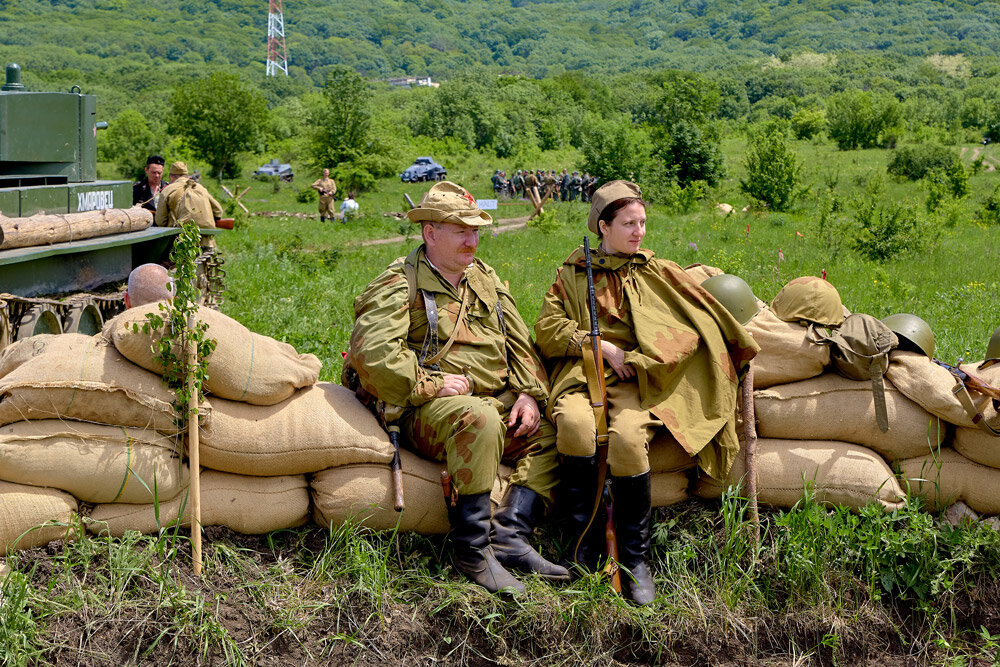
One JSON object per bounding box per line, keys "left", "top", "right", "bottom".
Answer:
{"left": 986, "top": 325, "right": 1000, "bottom": 362}
{"left": 701, "top": 274, "right": 760, "bottom": 325}
{"left": 771, "top": 276, "right": 845, "bottom": 327}
{"left": 881, "top": 313, "right": 935, "bottom": 358}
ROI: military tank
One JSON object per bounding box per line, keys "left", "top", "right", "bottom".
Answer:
{"left": 0, "top": 63, "right": 224, "bottom": 350}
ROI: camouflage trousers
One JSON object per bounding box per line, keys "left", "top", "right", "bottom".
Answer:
{"left": 552, "top": 379, "right": 661, "bottom": 477}
{"left": 401, "top": 392, "right": 560, "bottom": 505}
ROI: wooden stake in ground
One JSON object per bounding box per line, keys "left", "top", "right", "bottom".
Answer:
{"left": 741, "top": 362, "right": 760, "bottom": 548}
{"left": 186, "top": 313, "right": 203, "bottom": 576}
{"left": 220, "top": 185, "right": 250, "bottom": 214}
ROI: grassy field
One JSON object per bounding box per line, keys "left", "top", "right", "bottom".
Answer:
{"left": 4, "top": 137, "right": 1000, "bottom": 664}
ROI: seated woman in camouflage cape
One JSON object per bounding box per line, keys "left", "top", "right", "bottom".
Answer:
{"left": 533, "top": 180, "right": 759, "bottom": 605}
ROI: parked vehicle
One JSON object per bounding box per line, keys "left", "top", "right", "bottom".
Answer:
{"left": 254, "top": 159, "right": 294, "bottom": 181}
{"left": 401, "top": 157, "right": 447, "bottom": 182}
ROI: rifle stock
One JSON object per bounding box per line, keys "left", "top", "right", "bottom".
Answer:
{"left": 934, "top": 358, "right": 1000, "bottom": 403}
{"left": 387, "top": 425, "right": 405, "bottom": 512}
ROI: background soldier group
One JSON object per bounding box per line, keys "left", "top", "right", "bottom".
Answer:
{"left": 493, "top": 169, "right": 598, "bottom": 202}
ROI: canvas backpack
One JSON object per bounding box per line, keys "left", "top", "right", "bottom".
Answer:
{"left": 809, "top": 313, "right": 899, "bottom": 432}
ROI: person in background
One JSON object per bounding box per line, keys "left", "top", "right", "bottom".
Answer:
{"left": 132, "top": 155, "right": 165, "bottom": 212}
{"left": 312, "top": 168, "right": 338, "bottom": 222}
{"left": 339, "top": 192, "right": 359, "bottom": 222}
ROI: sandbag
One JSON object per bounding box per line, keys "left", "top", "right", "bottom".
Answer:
{"left": 0, "top": 334, "right": 195, "bottom": 434}
{"left": 0, "top": 480, "right": 77, "bottom": 555}
{"left": 694, "top": 438, "right": 905, "bottom": 510}
{"left": 900, "top": 447, "right": 1000, "bottom": 515}
{"left": 745, "top": 306, "right": 830, "bottom": 389}
{"left": 886, "top": 351, "right": 1000, "bottom": 430}
{"left": 651, "top": 471, "right": 689, "bottom": 508}
{"left": 200, "top": 383, "right": 394, "bottom": 476}
{"left": 0, "top": 421, "right": 187, "bottom": 504}
{"left": 683, "top": 263, "right": 724, "bottom": 285}
{"left": 754, "top": 374, "right": 946, "bottom": 461}
{"left": 105, "top": 304, "right": 321, "bottom": 406}
{"left": 311, "top": 449, "right": 511, "bottom": 535}
{"left": 86, "top": 471, "right": 310, "bottom": 537}
{"left": 648, "top": 428, "right": 697, "bottom": 474}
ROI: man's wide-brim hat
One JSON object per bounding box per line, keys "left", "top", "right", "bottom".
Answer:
{"left": 588, "top": 180, "right": 642, "bottom": 234}
{"left": 169, "top": 161, "right": 188, "bottom": 176}
{"left": 407, "top": 181, "right": 493, "bottom": 227}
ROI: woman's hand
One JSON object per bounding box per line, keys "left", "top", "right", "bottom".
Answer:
{"left": 601, "top": 340, "right": 635, "bottom": 380}
{"left": 435, "top": 374, "right": 471, "bottom": 397}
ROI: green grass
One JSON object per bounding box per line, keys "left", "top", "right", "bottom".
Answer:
{"left": 5, "top": 136, "right": 1000, "bottom": 663}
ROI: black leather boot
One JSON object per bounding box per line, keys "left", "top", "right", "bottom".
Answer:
{"left": 447, "top": 492, "right": 524, "bottom": 595}
{"left": 559, "top": 455, "right": 604, "bottom": 571}
{"left": 491, "top": 485, "right": 570, "bottom": 581}
{"left": 611, "top": 471, "right": 655, "bottom": 606}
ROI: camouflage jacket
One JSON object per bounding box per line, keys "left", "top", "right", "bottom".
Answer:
{"left": 348, "top": 246, "right": 550, "bottom": 408}
{"left": 154, "top": 177, "right": 223, "bottom": 229}
{"left": 534, "top": 246, "right": 759, "bottom": 480}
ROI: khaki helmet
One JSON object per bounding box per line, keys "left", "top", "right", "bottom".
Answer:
{"left": 771, "top": 276, "right": 845, "bottom": 327}
{"left": 984, "top": 326, "right": 1000, "bottom": 363}
{"left": 882, "top": 313, "right": 935, "bottom": 358}
{"left": 701, "top": 274, "right": 760, "bottom": 325}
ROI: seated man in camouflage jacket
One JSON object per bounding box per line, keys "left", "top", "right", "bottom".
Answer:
{"left": 345, "top": 181, "right": 568, "bottom": 595}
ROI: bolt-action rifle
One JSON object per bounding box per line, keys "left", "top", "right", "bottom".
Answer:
{"left": 934, "top": 358, "right": 1000, "bottom": 436}
{"left": 576, "top": 235, "right": 621, "bottom": 593}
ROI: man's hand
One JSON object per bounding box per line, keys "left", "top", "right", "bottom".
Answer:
{"left": 507, "top": 392, "right": 540, "bottom": 438}
{"left": 601, "top": 340, "right": 635, "bottom": 380}
{"left": 435, "top": 373, "right": 471, "bottom": 397}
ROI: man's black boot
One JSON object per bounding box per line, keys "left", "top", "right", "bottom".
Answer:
{"left": 448, "top": 492, "right": 525, "bottom": 595}
{"left": 611, "top": 471, "right": 656, "bottom": 606}
{"left": 491, "top": 485, "right": 570, "bottom": 581}
{"left": 559, "top": 455, "right": 604, "bottom": 571}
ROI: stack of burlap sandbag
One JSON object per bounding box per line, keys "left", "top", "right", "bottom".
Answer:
{"left": 695, "top": 278, "right": 919, "bottom": 511}
{"left": 891, "top": 356, "right": 1000, "bottom": 514}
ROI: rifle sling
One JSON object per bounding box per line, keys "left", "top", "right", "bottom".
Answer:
{"left": 952, "top": 378, "right": 1000, "bottom": 437}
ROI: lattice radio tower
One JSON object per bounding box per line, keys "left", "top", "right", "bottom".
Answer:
{"left": 266, "top": 0, "right": 289, "bottom": 76}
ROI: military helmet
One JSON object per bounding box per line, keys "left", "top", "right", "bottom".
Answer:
{"left": 985, "top": 325, "right": 1000, "bottom": 362}
{"left": 771, "top": 276, "right": 845, "bottom": 327}
{"left": 701, "top": 274, "right": 761, "bottom": 325}
{"left": 882, "top": 313, "right": 935, "bottom": 358}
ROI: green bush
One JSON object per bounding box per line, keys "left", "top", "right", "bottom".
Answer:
{"left": 790, "top": 107, "right": 826, "bottom": 141}
{"left": 887, "top": 144, "right": 959, "bottom": 180}
{"left": 851, "top": 180, "right": 936, "bottom": 261}
{"left": 296, "top": 186, "right": 317, "bottom": 204}
{"left": 977, "top": 184, "right": 1000, "bottom": 226}
{"left": 740, "top": 123, "right": 803, "bottom": 212}
{"left": 826, "top": 90, "right": 903, "bottom": 151}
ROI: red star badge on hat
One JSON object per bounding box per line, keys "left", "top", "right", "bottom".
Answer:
{"left": 460, "top": 190, "right": 475, "bottom": 206}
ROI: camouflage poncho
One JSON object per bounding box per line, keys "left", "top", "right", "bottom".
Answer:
{"left": 348, "top": 246, "right": 549, "bottom": 408}
{"left": 534, "top": 246, "right": 759, "bottom": 480}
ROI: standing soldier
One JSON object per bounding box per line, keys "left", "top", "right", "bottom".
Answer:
{"left": 560, "top": 169, "right": 571, "bottom": 202}
{"left": 569, "top": 171, "right": 583, "bottom": 202}
{"left": 580, "top": 172, "right": 593, "bottom": 203}
{"left": 543, "top": 170, "right": 558, "bottom": 201}
{"left": 344, "top": 181, "right": 569, "bottom": 595}
{"left": 511, "top": 169, "right": 525, "bottom": 199}
{"left": 524, "top": 169, "right": 540, "bottom": 206}
{"left": 312, "top": 168, "right": 338, "bottom": 222}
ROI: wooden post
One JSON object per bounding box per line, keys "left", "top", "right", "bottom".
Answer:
{"left": 220, "top": 185, "right": 249, "bottom": 214}
{"left": 187, "top": 314, "right": 203, "bottom": 576}
{"left": 0, "top": 208, "right": 152, "bottom": 250}
{"left": 741, "top": 363, "right": 759, "bottom": 549}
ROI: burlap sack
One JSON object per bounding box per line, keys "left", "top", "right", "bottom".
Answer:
{"left": 0, "top": 480, "right": 77, "bottom": 555}
{"left": 900, "top": 447, "right": 1000, "bottom": 515}
{"left": 105, "top": 304, "right": 321, "bottom": 406}
{"left": 886, "top": 351, "right": 1000, "bottom": 430}
{"left": 745, "top": 306, "right": 830, "bottom": 389}
{"left": 0, "top": 421, "right": 187, "bottom": 504}
{"left": 651, "top": 471, "right": 688, "bottom": 508}
{"left": 648, "top": 428, "right": 696, "bottom": 474}
{"left": 0, "top": 334, "right": 194, "bottom": 434}
{"left": 683, "top": 263, "right": 724, "bottom": 284}
{"left": 694, "top": 438, "right": 906, "bottom": 510}
{"left": 200, "top": 383, "right": 394, "bottom": 476}
{"left": 754, "top": 374, "right": 946, "bottom": 461}
{"left": 311, "top": 449, "right": 511, "bottom": 535}
{"left": 951, "top": 361, "right": 1000, "bottom": 466}
{"left": 86, "top": 471, "right": 310, "bottom": 537}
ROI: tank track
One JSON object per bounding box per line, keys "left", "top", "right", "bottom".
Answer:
{"left": 0, "top": 249, "right": 225, "bottom": 353}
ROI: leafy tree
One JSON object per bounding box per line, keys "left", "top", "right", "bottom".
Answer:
{"left": 826, "top": 91, "right": 903, "bottom": 150}
{"left": 654, "top": 121, "right": 725, "bottom": 187}
{"left": 169, "top": 73, "right": 269, "bottom": 179}
{"left": 99, "top": 107, "right": 166, "bottom": 180}
{"left": 790, "top": 107, "right": 826, "bottom": 141}
{"left": 740, "top": 123, "right": 803, "bottom": 212}
{"left": 579, "top": 117, "right": 652, "bottom": 184}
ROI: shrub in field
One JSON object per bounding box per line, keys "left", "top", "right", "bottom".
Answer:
{"left": 740, "top": 122, "right": 803, "bottom": 212}
{"left": 977, "top": 184, "right": 1000, "bottom": 226}
{"left": 654, "top": 120, "right": 725, "bottom": 187}
{"left": 851, "top": 182, "right": 935, "bottom": 261}
{"left": 826, "top": 90, "right": 903, "bottom": 150}
{"left": 296, "top": 186, "right": 317, "bottom": 203}
{"left": 579, "top": 117, "right": 652, "bottom": 183}
{"left": 887, "top": 144, "right": 959, "bottom": 180}
{"left": 790, "top": 107, "right": 826, "bottom": 141}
